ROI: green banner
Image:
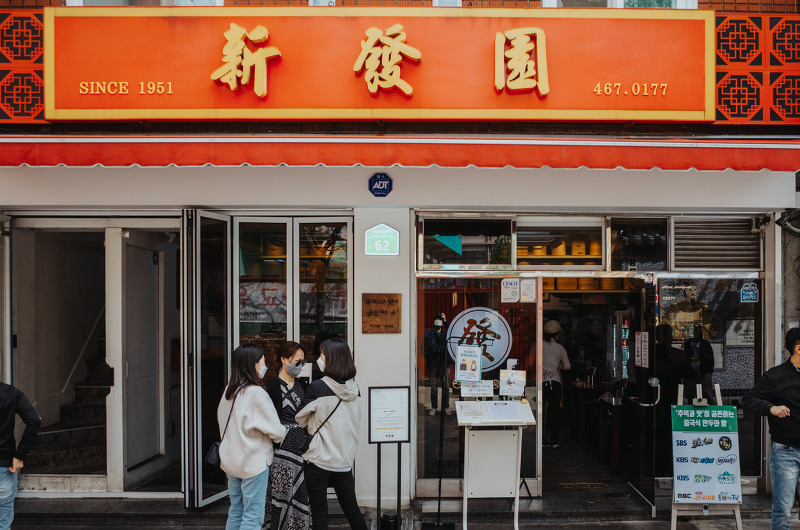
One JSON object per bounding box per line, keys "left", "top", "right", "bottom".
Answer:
{"left": 672, "top": 405, "right": 738, "bottom": 433}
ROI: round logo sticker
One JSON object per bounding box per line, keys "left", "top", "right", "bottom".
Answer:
{"left": 719, "top": 436, "right": 732, "bottom": 451}
{"left": 446, "top": 307, "right": 512, "bottom": 372}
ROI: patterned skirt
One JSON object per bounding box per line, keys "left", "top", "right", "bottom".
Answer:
{"left": 265, "top": 425, "right": 312, "bottom": 530}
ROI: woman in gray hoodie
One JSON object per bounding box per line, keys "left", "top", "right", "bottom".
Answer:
{"left": 295, "top": 337, "right": 367, "bottom": 530}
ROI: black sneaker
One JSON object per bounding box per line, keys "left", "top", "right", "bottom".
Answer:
{"left": 544, "top": 440, "right": 559, "bottom": 449}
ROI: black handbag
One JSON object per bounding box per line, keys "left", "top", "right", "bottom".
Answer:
{"left": 205, "top": 385, "right": 245, "bottom": 467}
{"left": 300, "top": 399, "right": 342, "bottom": 453}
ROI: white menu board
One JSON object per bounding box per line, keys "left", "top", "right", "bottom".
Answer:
{"left": 368, "top": 386, "right": 410, "bottom": 444}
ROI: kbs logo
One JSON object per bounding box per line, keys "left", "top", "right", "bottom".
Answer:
{"left": 676, "top": 457, "right": 688, "bottom": 463}
{"left": 694, "top": 474, "right": 711, "bottom": 483}
{"left": 719, "top": 491, "right": 740, "bottom": 502}
{"left": 719, "top": 436, "right": 733, "bottom": 451}
{"left": 717, "top": 456, "right": 737, "bottom": 465}
{"left": 677, "top": 475, "right": 689, "bottom": 481}
{"left": 677, "top": 493, "right": 691, "bottom": 499}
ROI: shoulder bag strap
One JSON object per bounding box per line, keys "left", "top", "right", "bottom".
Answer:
{"left": 310, "top": 398, "right": 343, "bottom": 437}
{"left": 221, "top": 384, "right": 246, "bottom": 442}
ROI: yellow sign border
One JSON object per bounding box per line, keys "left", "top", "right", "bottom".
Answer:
{"left": 44, "top": 7, "right": 715, "bottom": 122}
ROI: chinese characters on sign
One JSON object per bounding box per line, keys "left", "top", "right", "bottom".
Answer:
{"left": 353, "top": 24, "right": 421, "bottom": 95}
{"left": 211, "top": 23, "right": 281, "bottom": 97}
{"left": 446, "top": 307, "right": 512, "bottom": 372}
{"left": 494, "top": 27, "right": 549, "bottom": 96}
{"left": 362, "top": 293, "right": 402, "bottom": 333}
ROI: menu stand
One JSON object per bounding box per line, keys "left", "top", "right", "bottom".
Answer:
{"left": 455, "top": 400, "right": 536, "bottom": 530}
{"left": 670, "top": 384, "right": 742, "bottom": 530}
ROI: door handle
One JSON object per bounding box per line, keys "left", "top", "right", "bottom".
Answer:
{"left": 633, "top": 377, "right": 661, "bottom": 407}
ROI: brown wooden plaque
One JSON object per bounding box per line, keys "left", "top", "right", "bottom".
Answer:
{"left": 362, "top": 293, "right": 402, "bottom": 334}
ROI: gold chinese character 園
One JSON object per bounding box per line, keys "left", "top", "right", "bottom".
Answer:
{"left": 353, "top": 24, "right": 421, "bottom": 96}
{"left": 494, "top": 27, "right": 549, "bottom": 96}
{"left": 211, "top": 23, "right": 281, "bottom": 98}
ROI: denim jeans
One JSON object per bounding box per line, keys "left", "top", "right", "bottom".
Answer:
{"left": 0, "top": 468, "right": 18, "bottom": 530}
{"left": 770, "top": 441, "right": 800, "bottom": 530}
{"left": 226, "top": 467, "right": 269, "bottom": 530}
{"left": 305, "top": 462, "right": 367, "bottom": 530}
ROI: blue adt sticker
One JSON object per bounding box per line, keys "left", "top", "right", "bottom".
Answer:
{"left": 741, "top": 282, "right": 759, "bottom": 303}
{"left": 369, "top": 173, "right": 392, "bottom": 197}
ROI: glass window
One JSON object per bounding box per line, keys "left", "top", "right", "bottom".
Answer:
{"left": 610, "top": 218, "right": 668, "bottom": 272}
{"left": 238, "top": 223, "right": 288, "bottom": 372}
{"left": 416, "top": 278, "right": 537, "bottom": 480}
{"left": 421, "top": 219, "right": 512, "bottom": 267}
{"left": 298, "top": 222, "right": 348, "bottom": 358}
{"left": 517, "top": 222, "right": 603, "bottom": 269}
{"left": 658, "top": 278, "right": 762, "bottom": 477}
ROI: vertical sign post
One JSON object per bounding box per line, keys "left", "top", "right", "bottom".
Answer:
{"left": 369, "top": 387, "right": 411, "bottom": 529}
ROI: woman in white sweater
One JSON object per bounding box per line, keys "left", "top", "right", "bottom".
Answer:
{"left": 218, "top": 344, "right": 287, "bottom": 530}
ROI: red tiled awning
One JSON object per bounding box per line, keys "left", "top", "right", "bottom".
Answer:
{"left": 1, "top": 135, "right": 799, "bottom": 171}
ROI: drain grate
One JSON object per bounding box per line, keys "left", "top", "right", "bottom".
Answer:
{"left": 558, "top": 482, "right": 607, "bottom": 489}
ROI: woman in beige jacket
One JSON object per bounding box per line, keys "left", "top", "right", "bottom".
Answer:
{"left": 217, "top": 344, "right": 286, "bottom": 530}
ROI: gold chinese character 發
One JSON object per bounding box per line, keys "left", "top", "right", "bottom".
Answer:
{"left": 211, "top": 23, "right": 281, "bottom": 98}
{"left": 494, "top": 27, "right": 549, "bottom": 96}
{"left": 353, "top": 24, "right": 421, "bottom": 96}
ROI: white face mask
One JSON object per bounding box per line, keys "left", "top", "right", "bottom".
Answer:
{"left": 258, "top": 364, "right": 268, "bottom": 379}
{"left": 316, "top": 357, "right": 325, "bottom": 373}
{"left": 434, "top": 320, "right": 443, "bottom": 328}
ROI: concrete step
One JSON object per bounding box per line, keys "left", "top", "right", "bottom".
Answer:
{"left": 72, "top": 385, "right": 110, "bottom": 404}
{"left": 59, "top": 403, "right": 105, "bottom": 426}
{"left": 35, "top": 424, "right": 105, "bottom": 447}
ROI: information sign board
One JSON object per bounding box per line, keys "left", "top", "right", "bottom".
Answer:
{"left": 672, "top": 405, "right": 741, "bottom": 504}
{"left": 368, "top": 386, "right": 410, "bottom": 444}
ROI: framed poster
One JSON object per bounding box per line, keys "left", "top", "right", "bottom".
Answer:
{"left": 368, "top": 386, "right": 410, "bottom": 444}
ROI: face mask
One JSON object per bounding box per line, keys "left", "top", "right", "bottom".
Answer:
{"left": 285, "top": 361, "right": 303, "bottom": 377}
{"left": 434, "top": 320, "right": 443, "bottom": 328}
{"left": 316, "top": 357, "right": 325, "bottom": 373}
{"left": 258, "top": 364, "right": 268, "bottom": 379}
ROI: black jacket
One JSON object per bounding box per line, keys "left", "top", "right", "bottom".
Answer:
{"left": 742, "top": 359, "right": 800, "bottom": 447}
{"left": 264, "top": 376, "right": 308, "bottom": 423}
{"left": 0, "top": 382, "right": 41, "bottom": 467}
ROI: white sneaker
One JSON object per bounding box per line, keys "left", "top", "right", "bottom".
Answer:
{"left": 428, "top": 408, "right": 438, "bottom": 416}
{"left": 444, "top": 408, "right": 453, "bottom": 416}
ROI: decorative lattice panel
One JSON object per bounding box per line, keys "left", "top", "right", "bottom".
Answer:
{"left": 0, "top": 11, "right": 44, "bottom": 122}
{"left": 716, "top": 14, "right": 800, "bottom": 123}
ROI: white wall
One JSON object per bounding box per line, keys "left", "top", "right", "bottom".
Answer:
{"left": 353, "top": 208, "right": 414, "bottom": 509}
{"left": 0, "top": 166, "right": 794, "bottom": 213}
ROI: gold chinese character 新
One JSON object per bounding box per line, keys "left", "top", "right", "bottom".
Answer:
{"left": 211, "top": 23, "right": 281, "bottom": 98}
{"left": 495, "top": 27, "right": 549, "bottom": 96}
{"left": 353, "top": 24, "right": 421, "bottom": 96}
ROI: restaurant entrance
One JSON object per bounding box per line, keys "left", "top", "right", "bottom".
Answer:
{"left": 415, "top": 274, "right": 762, "bottom": 515}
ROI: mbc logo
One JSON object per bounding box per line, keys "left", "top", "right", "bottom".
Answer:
{"left": 677, "top": 494, "right": 691, "bottom": 499}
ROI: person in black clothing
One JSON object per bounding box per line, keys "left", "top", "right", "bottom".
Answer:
{"left": 264, "top": 341, "right": 311, "bottom": 530}
{"left": 683, "top": 323, "right": 715, "bottom": 403}
{"left": 0, "top": 381, "right": 41, "bottom": 530}
{"left": 742, "top": 327, "right": 800, "bottom": 530}
{"left": 424, "top": 313, "right": 451, "bottom": 416}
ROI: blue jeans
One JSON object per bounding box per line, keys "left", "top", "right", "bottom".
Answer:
{"left": 0, "top": 468, "right": 18, "bottom": 530}
{"left": 226, "top": 467, "right": 269, "bottom": 530}
{"left": 770, "top": 441, "right": 800, "bottom": 530}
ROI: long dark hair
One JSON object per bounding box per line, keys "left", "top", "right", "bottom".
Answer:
{"left": 225, "top": 344, "right": 264, "bottom": 399}
{"left": 320, "top": 337, "right": 357, "bottom": 381}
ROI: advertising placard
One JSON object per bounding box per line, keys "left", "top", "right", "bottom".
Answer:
{"left": 460, "top": 381, "right": 494, "bottom": 398}
{"left": 672, "top": 405, "right": 741, "bottom": 504}
{"left": 455, "top": 345, "right": 482, "bottom": 382}
{"left": 368, "top": 386, "right": 410, "bottom": 444}
{"left": 500, "top": 278, "right": 520, "bottom": 303}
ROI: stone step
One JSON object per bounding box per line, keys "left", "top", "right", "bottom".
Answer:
{"left": 59, "top": 403, "right": 105, "bottom": 426}
{"left": 72, "top": 385, "right": 110, "bottom": 404}
{"left": 23, "top": 439, "right": 106, "bottom": 473}
{"left": 35, "top": 423, "right": 105, "bottom": 447}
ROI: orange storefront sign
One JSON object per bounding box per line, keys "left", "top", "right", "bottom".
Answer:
{"left": 44, "top": 7, "right": 714, "bottom": 121}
